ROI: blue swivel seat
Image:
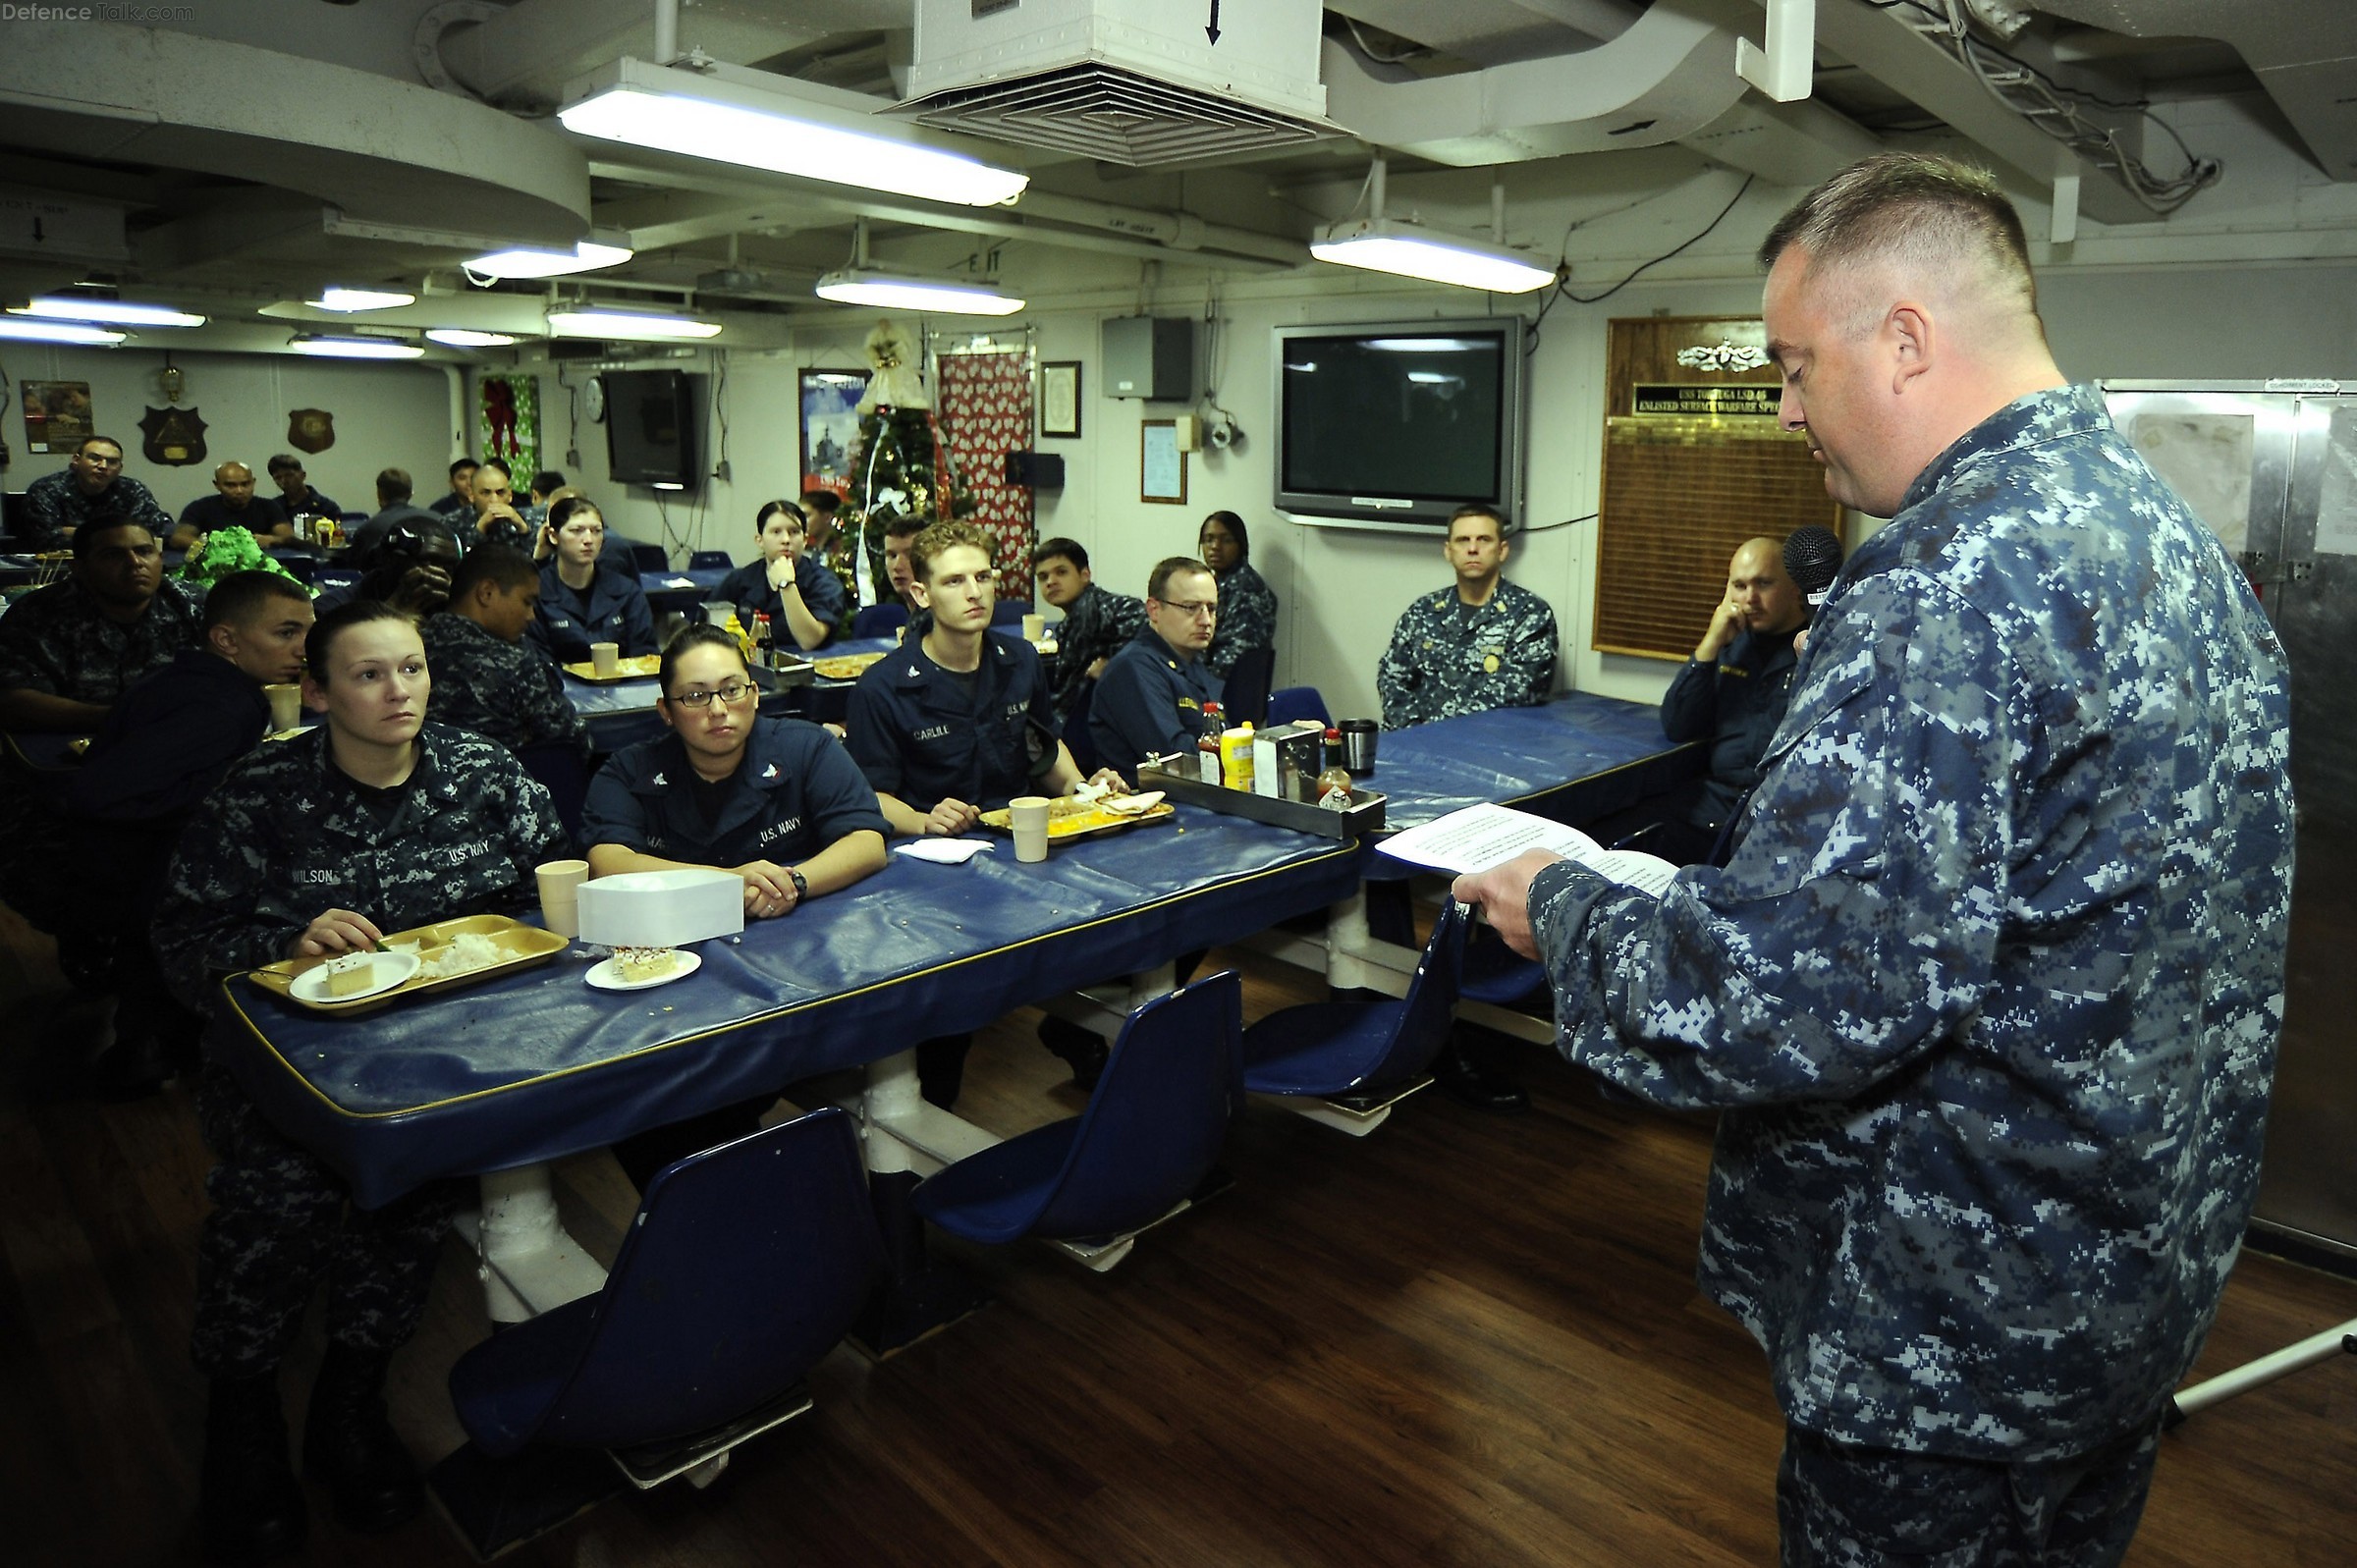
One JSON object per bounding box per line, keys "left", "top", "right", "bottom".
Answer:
{"left": 911, "top": 971, "right": 1244, "bottom": 1270}
{"left": 441, "top": 1108, "right": 883, "bottom": 1501}
{"left": 1240, "top": 898, "right": 1469, "bottom": 1135}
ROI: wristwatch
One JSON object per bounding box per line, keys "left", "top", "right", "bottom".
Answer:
{"left": 786, "top": 867, "right": 809, "bottom": 902}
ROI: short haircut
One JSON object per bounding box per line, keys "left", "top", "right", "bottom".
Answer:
{"left": 1757, "top": 152, "right": 2037, "bottom": 331}
{"left": 449, "top": 545, "right": 539, "bottom": 600}
{"left": 449, "top": 458, "right": 478, "bottom": 479}
{"left": 658, "top": 622, "right": 749, "bottom": 695}
{"left": 70, "top": 513, "right": 153, "bottom": 558}
{"left": 478, "top": 457, "right": 513, "bottom": 478}
{"left": 376, "top": 466, "right": 413, "bottom": 504}
{"left": 1199, "top": 511, "right": 1249, "bottom": 562}
{"left": 1446, "top": 504, "right": 1507, "bottom": 539}
{"left": 267, "top": 453, "right": 302, "bottom": 476}
{"left": 77, "top": 434, "right": 124, "bottom": 458}
{"left": 203, "top": 568, "right": 310, "bottom": 630}
{"left": 800, "top": 489, "right": 842, "bottom": 514}
{"left": 530, "top": 469, "right": 566, "bottom": 495}
{"left": 755, "top": 498, "right": 807, "bottom": 536}
{"left": 909, "top": 520, "right": 990, "bottom": 582}
{"left": 306, "top": 600, "right": 417, "bottom": 681}
{"left": 880, "top": 511, "right": 925, "bottom": 541}
{"left": 1148, "top": 556, "right": 1210, "bottom": 602}
{"left": 1034, "top": 536, "right": 1089, "bottom": 572}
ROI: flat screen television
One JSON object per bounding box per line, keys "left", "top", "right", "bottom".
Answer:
{"left": 1273, "top": 317, "right": 1525, "bottom": 532}
{"left": 602, "top": 369, "right": 703, "bottom": 490}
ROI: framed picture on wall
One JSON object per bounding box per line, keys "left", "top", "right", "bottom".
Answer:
{"left": 22, "top": 380, "right": 93, "bottom": 455}
{"left": 1039, "top": 360, "right": 1081, "bottom": 439}
{"left": 1141, "top": 419, "right": 1186, "bottom": 505}
{"left": 799, "top": 368, "right": 869, "bottom": 496}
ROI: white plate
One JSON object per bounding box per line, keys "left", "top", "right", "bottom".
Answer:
{"left": 289, "top": 948, "right": 422, "bottom": 1005}
{"left": 584, "top": 949, "right": 702, "bottom": 992}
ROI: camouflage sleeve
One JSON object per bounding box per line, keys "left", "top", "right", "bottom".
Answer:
{"left": 124, "top": 480, "right": 174, "bottom": 537}
{"left": 492, "top": 759, "right": 567, "bottom": 898}
{"left": 1528, "top": 572, "right": 2011, "bottom": 1108}
{"left": 520, "top": 641, "right": 588, "bottom": 752}
{"left": 1376, "top": 603, "right": 1422, "bottom": 729}
{"left": 153, "top": 771, "right": 310, "bottom": 1011}
{"left": 1205, "top": 569, "right": 1278, "bottom": 677}
{"left": 1506, "top": 591, "right": 1558, "bottom": 706}
{"left": 19, "top": 480, "right": 68, "bottom": 552}
{"left": 0, "top": 599, "right": 64, "bottom": 694}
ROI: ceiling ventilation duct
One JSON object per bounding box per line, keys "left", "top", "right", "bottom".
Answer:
{"left": 900, "top": 0, "right": 1340, "bottom": 166}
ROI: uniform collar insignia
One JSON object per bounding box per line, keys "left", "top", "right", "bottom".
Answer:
{"left": 761, "top": 762, "right": 779, "bottom": 779}
{"left": 652, "top": 771, "right": 667, "bottom": 786}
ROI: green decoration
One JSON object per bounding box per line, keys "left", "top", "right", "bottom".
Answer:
{"left": 477, "top": 374, "right": 540, "bottom": 482}
{"left": 176, "top": 525, "right": 311, "bottom": 595}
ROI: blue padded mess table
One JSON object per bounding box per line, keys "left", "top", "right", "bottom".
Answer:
{"left": 214, "top": 805, "right": 1362, "bottom": 1209}
{"left": 1358, "top": 692, "right": 1700, "bottom": 837}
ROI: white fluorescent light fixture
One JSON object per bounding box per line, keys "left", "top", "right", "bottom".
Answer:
{"left": 560, "top": 56, "right": 1027, "bottom": 207}
{"left": 463, "top": 239, "right": 634, "bottom": 281}
{"left": 546, "top": 307, "right": 721, "bottom": 341}
{"left": 13, "top": 295, "right": 205, "bottom": 328}
{"left": 0, "top": 318, "right": 128, "bottom": 345}
{"left": 425, "top": 328, "right": 521, "bottom": 348}
{"left": 312, "top": 287, "right": 416, "bottom": 312}
{"left": 289, "top": 334, "right": 425, "bottom": 359}
{"left": 814, "top": 268, "right": 1023, "bottom": 317}
{"left": 1310, "top": 218, "right": 1554, "bottom": 295}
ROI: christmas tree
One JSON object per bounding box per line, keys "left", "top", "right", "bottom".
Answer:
{"left": 826, "top": 320, "right": 983, "bottom": 623}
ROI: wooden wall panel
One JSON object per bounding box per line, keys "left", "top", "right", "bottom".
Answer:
{"left": 1594, "top": 317, "right": 1840, "bottom": 660}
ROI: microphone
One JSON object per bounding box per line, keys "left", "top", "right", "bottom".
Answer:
{"left": 1783, "top": 525, "right": 1844, "bottom": 610}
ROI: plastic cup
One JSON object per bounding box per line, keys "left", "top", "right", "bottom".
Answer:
{"left": 590, "top": 641, "right": 621, "bottom": 676}
{"left": 1021, "top": 613, "right": 1046, "bottom": 641}
{"left": 536, "top": 858, "right": 589, "bottom": 938}
{"left": 263, "top": 682, "right": 301, "bottom": 731}
{"left": 1010, "top": 795, "right": 1051, "bottom": 863}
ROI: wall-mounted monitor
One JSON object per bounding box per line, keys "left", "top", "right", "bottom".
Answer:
{"left": 602, "top": 369, "right": 704, "bottom": 490}
{"left": 1272, "top": 317, "right": 1526, "bottom": 532}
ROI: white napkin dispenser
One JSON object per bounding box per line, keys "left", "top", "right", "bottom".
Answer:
{"left": 576, "top": 868, "right": 745, "bottom": 948}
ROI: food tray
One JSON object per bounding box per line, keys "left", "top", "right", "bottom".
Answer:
{"left": 811, "top": 651, "right": 888, "bottom": 681}
{"left": 562, "top": 654, "right": 663, "bottom": 682}
{"left": 246, "top": 913, "right": 569, "bottom": 1017}
{"left": 976, "top": 796, "right": 1177, "bottom": 842}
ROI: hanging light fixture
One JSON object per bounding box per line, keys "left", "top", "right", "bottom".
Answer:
{"left": 559, "top": 56, "right": 1027, "bottom": 208}
{"left": 1310, "top": 161, "right": 1555, "bottom": 295}
{"left": 462, "top": 238, "right": 635, "bottom": 282}
{"left": 12, "top": 294, "right": 205, "bottom": 328}
{"left": 425, "top": 328, "right": 521, "bottom": 348}
{"left": 0, "top": 318, "right": 128, "bottom": 345}
{"left": 545, "top": 306, "right": 722, "bottom": 341}
{"left": 289, "top": 333, "right": 425, "bottom": 359}
{"left": 812, "top": 220, "right": 1024, "bottom": 317}
{"left": 311, "top": 287, "right": 417, "bottom": 312}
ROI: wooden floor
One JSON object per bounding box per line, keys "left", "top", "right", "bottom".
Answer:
{"left": 5, "top": 901, "right": 2355, "bottom": 1567}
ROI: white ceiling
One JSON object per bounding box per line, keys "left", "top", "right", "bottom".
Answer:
{"left": 0, "top": 0, "right": 2349, "bottom": 356}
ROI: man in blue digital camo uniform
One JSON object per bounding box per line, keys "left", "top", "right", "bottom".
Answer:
{"left": 156, "top": 600, "right": 563, "bottom": 1563}
{"left": 1455, "top": 153, "right": 2293, "bottom": 1567}
{"left": 1374, "top": 504, "right": 1557, "bottom": 730}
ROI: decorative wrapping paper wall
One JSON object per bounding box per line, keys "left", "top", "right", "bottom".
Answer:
{"left": 933, "top": 348, "right": 1035, "bottom": 588}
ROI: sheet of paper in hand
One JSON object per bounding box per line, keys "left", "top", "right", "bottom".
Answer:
{"left": 1375, "top": 803, "right": 1680, "bottom": 897}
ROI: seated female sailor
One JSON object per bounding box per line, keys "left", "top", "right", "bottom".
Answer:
{"left": 580, "top": 622, "right": 889, "bottom": 1187}
{"left": 714, "top": 498, "right": 847, "bottom": 652}
{"left": 530, "top": 499, "right": 656, "bottom": 664}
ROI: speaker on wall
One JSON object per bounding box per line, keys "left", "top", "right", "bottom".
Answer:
{"left": 1007, "top": 450, "right": 1066, "bottom": 488}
